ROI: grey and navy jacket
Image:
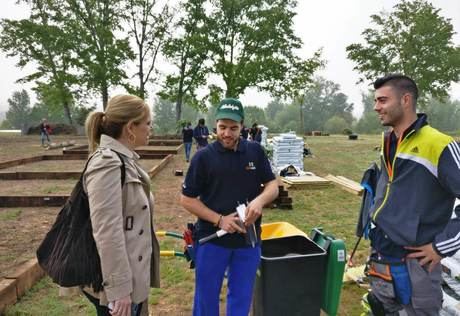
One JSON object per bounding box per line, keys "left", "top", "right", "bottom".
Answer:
{"left": 370, "top": 114, "right": 460, "bottom": 257}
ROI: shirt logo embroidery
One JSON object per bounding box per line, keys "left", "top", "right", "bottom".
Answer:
{"left": 220, "top": 104, "right": 239, "bottom": 111}
{"left": 411, "top": 146, "right": 419, "bottom": 154}
{"left": 245, "top": 162, "right": 256, "bottom": 170}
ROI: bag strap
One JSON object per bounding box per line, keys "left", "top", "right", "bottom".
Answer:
{"left": 81, "top": 149, "right": 126, "bottom": 187}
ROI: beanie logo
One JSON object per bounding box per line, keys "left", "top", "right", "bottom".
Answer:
{"left": 220, "top": 104, "right": 239, "bottom": 111}
{"left": 411, "top": 146, "right": 419, "bottom": 154}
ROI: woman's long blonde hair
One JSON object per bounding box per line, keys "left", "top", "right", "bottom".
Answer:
{"left": 85, "top": 94, "right": 150, "bottom": 153}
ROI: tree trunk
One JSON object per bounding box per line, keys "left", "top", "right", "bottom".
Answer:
{"left": 102, "top": 82, "right": 109, "bottom": 110}
{"left": 176, "top": 96, "right": 183, "bottom": 123}
{"left": 138, "top": 45, "right": 145, "bottom": 99}
{"left": 299, "top": 96, "right": 305, "bottom": 134}
{"left": 63, "top": 100, "right": 73, "bottom": 126}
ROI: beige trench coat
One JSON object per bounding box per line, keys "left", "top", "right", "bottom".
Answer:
{"left": 82, "top": 135, "right": 160, "bottom": 309}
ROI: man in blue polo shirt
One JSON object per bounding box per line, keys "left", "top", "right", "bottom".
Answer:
{"left": 180, "top": 98, "right": 279, "bottom": 316}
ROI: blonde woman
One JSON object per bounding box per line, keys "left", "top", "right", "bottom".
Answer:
{"left": 83, "top": 95, "right": 160, "bottom": 316}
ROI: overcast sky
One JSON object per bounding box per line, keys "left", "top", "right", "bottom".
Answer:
{"left": 1, "top": 0, "right": 459, "bottom": 117}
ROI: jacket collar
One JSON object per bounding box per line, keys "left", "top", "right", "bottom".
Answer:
{"left": 384, "top": 113, "right": 428, "bottom": 139}
{"left": 99, "top": 134, "right": 139, "bottom": 160}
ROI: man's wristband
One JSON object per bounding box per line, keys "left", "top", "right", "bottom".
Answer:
{"left": 214, "top": 214, "right": 223, "bottom": 228}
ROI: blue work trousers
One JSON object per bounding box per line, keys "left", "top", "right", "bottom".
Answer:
{"left": 184, "top": 142, "right": 192, "bottom": 161}
{"left": 193, "top": 242, "right": 261, "bottom": 316}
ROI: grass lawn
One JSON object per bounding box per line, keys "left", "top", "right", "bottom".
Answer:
{"left": 4, "top": 134, "right": 382, "bottom": 315}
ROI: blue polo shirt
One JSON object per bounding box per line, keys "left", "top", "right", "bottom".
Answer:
{"left": 182, "top": 139, "right": 275, "bottom": 248}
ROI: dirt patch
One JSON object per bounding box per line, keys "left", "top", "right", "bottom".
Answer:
{"left": 0, "top": 158, "right": 163, "bottom": 174}
{"left": 0, "top": 180, "right": 78, "bottom": 196}
{"left": 0, "top": 135, "right": 87, "bottom": 163}
{"left": 0, "top": 207, "right": 59, "bottom": 279}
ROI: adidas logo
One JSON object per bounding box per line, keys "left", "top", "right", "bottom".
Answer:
{"left": 411, "top": 146, "right": 419, "bottom": 153}
{"left": 220, "top": 104, "right": 239, "bottom": 111}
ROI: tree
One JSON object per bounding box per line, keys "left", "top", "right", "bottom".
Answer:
{"left": 152, "top": 98, "right": 176, "bottom": 134}
{"left": 273, "top": 104, "right": 299, "bottom": 133}
{"left": 206, "top": 0, "right": 322, "bottom": 98}
{"left": 65, "top": 0, "right": 133, "bottom": 109}
{"left": 425, "top": 97, "right": 460, "bottom": 132}
{"left": 6, "top": 90, "right": 31, "bottom": 131}
{"left": 355, "top": 91, "right": 382, "bottom": 134}
{"left": 346, "top": 0, "right": 460, "bottom": 103}
{"left": 125, "top": 0, "right": 173, "bottom": 99}
{"left": 244, "top": 106, "right": 266, "bottom": 127}
{"left": 0, "top": 0, "right": 78, "bottom": 125}
{"left": 265, "top": 99, "right": 286, "bottom": 122}
{"left": 324, "top": 116, "right": 349, "bottom": 134}
{"left": 301, "top": 77, "right": 354, "bottom": 132}
{"left": 161, "top": 0, "right": 209, "bottom": 122}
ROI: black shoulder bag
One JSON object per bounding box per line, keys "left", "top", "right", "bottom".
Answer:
{"left": 36, "top": 150, "right": 125, "bottom": 292}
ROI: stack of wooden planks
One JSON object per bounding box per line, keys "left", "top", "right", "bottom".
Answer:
{"left": 281, "top": 174, "right": 331, "bottom": 190}
{"left": 325, "top": 174, "right": 363, "bottom": 196}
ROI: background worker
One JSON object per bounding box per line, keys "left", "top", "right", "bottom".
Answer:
{"left": 39, "top": 118, "right": 51, "bottom": 147}
{"left": 249, "top": 123, "right": 261, "bottom": 143}
{"left": 180, "top": 98, "right": 278, "bottom": 316}
{"left": 367, "top": 74, "right": 460, "bottom": 315}
{"left": 182, "top": 121, "right": 194, "bottom": 162}
{"left": 193, "top": 118, "right": 209, "bottom": 150}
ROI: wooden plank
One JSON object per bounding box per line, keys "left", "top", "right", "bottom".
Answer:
{"left": 5, "top": 258, "right": 45, "bottom": 298}
{"left": 148, "top": 154, "right": 173, "bottom": 178}
{"left": 0, "top": 195, "right": 68, "bottom": 207}
{"left": 0, "top": 278, "right": 17, "bottom": 314}
{"left": 325, "top": 175, "right": 363, "bottom": 196}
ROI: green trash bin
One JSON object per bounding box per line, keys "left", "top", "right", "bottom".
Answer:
{"left": 310, "top": 227, "right": 346, "bottom": 316}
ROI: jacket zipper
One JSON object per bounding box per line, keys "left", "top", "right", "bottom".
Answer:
{"left": 372, "top": 129, "right": 415, "bottom": 221}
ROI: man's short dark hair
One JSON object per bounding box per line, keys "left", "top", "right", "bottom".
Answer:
{"left": 374, "top": 74, "right": 419, "bottom": 105}
{"left": 198, "top": 118, "right": 205, "bottom": 125}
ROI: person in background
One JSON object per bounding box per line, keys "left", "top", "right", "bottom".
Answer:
{"left": 240, "top": 124, "right": 249, "bottom": 140}
{"left": 83, "top": 94, "right": 160, "bottom": 316}
{"left": 39, "top": 118, "right": 51, "bottom": 147}
{"left": 193, "top": 118, "right": 209, "bottom": 150}
{"left": 182, "top": 121, "right": 194, "bottom": 162}
{"left": 249, "top": 123, "right": 261, "bottom": 143}
{"left": 366, "top": 74, "right": 460, "bottom": 315}
{"left": 181, "top": 98, "right": 279, "bottom": 316}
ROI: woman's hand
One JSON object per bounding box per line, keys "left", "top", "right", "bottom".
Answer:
{"left": 110, "top": 295, "right": 132, "bottom": 316}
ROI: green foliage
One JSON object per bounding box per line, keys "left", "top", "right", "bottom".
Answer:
{"left": 5, "top": 90, "right": 31, "bottom": 130}
{"left": 125, "top": 0, "right": 172, "bottom": 99}
{"left": 346, "top": 0, "right": 460, "bottom": 104}
{"left": 0, "top": 0, "right": 78, "bottom": 124}
{"left": 355, "top": 91, "right": 384, "bottom": 134}
{"left": 424, "top": 97, "right": 460, "bottom": 132}
{"left": 206, "top": 0, "right": 322, "bottom": 98}
{"left": 244, "top": 106, "right": 267, "bottom": 126}
{"left": 65, "top": 0, "right": 134, "bottom": 109}
{"left": 153, "top": 98, "right": 176, "bottom": 134}
{"left": 324, "top": 116, "right": 350, "bottom": 134}
{"left": 301, "top": 77, "right": 354, "bottom": 132}
{"left": 161, "top": 0, "right": 209, "bottom": 121}
{"left": 73, "top": 105, "right": 96, "bottom": 126}
{"left": 265, "top": 99, "right": 286, "bottom": 122}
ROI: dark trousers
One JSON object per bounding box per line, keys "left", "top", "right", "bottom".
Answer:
{"left": 83, "top": 291, "right": 143, "bottom": 316}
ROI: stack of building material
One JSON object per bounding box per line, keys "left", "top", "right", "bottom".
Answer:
{"left": 281, "top": 174, "right": 331, "bottom": 190}
{"left": 271, "top": 133, "right": 304, "bottom": 170}
{"left": 272, "top": 184, "right": 293, "bottom": 209}
{"left": 260, "top": 125, "right": 269, "bottom": 147}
